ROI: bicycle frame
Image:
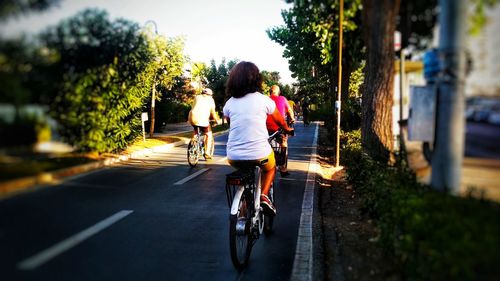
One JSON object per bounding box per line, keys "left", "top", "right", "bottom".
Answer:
{"left": 226, "top": 128, "right": 292, "bottom": 270}
{"left": 187, "top": 128, "right": 205, "bottom": 167}
{"left": 230, "top": 168, "right": 261, "bottom": 213}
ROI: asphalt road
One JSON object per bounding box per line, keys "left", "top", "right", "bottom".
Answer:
{"left": 0, "top": 123, "right": 318, "bottom": 281}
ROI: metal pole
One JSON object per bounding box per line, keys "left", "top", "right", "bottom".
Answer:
{"left": 142, "top": 120, "right": 146, "bottom": 142}
{"left": 399, "top": 49, "right": 405, "bottom": 154}
{"left": 430, "top": 0, "right": 467, "bottom": 193}
{"left": 144, "top": 20, "right": 159, "bottom": 139}
{"left": 149, "top": 83, "right": 156, "bottom": 138}
{"left": 335, "top": 0, "right": 344, "bottom": 167}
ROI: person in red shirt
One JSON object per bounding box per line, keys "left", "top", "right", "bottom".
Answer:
{"left": 266, "top": 85, "right": 295, "bottom": 176}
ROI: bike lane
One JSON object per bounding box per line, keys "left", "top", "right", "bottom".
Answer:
{"left": 0, "top": 122, "right": 318, "bottom": 281}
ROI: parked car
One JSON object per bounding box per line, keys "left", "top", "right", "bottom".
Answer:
{"left": 487, "top": 105, "right": 500, "bottom": 125}
{"left": 465, "top": 97, "right": 500, "bottom": 122}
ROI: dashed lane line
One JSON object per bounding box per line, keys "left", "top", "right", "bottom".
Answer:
{"left": 173, "top": 168, "right": 210, "bottom": 185}
{"left": 17, "top": 210, "right": 133, "bottom": 270}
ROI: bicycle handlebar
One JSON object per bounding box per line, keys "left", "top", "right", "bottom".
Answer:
{"left": 268, "top": 127, "right": 294, "bottom": 141}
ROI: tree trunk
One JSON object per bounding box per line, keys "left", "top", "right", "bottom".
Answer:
{"left": 361, "top": 0, "right": 400, "bottom": 162}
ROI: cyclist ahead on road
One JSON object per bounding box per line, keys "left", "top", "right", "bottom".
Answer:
{"left": 266, "top": 85, "right": 295, "bottom": 177}
{"left": 223, "top": 61, "right": 293, "bottom": 216}
{"left": 188, "top": 88, "right": 217, "bottom": 159}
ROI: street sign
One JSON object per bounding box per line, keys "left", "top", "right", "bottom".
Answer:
{"left": 394, "top": 31, "right": 401, "bottom": 51}
{"left": 408, "top": 86, "right": 436, "bottom": 142}
{"left": 141, "top": 112, "right": 148, "bottom": 141}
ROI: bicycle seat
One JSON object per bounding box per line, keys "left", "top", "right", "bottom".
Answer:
{"left": 226, "top": 169, "right": 254, "bottom": 185}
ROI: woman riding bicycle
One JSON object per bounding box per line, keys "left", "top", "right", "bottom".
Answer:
{"left": 222, "top": 61, "right": 293, "bottom": 216}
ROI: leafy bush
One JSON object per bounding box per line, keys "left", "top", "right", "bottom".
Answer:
{"left": 341, "top": 129, "right": 500, "bottom": 280}
{"left": 42, "top": 9, "right": 186, "bottom": 153}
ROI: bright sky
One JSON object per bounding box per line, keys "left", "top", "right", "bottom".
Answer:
{"left": 0, "top": 0, "right": 295, "bottom": 84}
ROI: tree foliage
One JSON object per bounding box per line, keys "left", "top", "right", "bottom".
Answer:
{"left": 0, "top": 38, "right": 33, "bottom": 108}
{"left": 0, "top": 0, "right": 60, "bottom": 21}
{"left": 205, "top": 58, "right": 238, "bottom": 111}
{"left": 268, "top": 0, "right": 363, "bottom": 102}
{"left": 40, "top": 8, "right": 186, "bottom": 152}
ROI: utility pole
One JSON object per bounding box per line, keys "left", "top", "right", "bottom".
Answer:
{"left": 145, "top": 20, "right": 159, "bottom": 138}
{"left": 335, "top": 0, "right": 344, "bottom": 167}
{"left": 149, "top": 81, "right": 156, "bottom": 138}
{"left": 431, "top": 0, "right": 467, "bottom": 193}
{"left": 394, "top": 30, "right": 405, "bottom": 157}
{"left": 399, "top": 48, "right": 405, "bottom": 155}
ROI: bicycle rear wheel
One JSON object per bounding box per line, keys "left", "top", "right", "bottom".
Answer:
{"left": 187, "top": 139, "right": 200, "bottom": 167}
{"left": 264, "top": 182, "right": 275, "bottom": 235}
{"left": 229, "top": 190, "right": 253, "bottom": 270}
{"left": 282, "top": 146, "right": 288, "bottom": 170}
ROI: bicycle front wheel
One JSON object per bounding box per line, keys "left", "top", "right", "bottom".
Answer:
{"left": 187, "top": 140, "right": 199, "bottom": 167}
{"left": 229, "top": 190, "right": 253, "bottom": 270}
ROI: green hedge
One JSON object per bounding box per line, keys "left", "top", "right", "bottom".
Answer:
{"left": 341, "top": 130, "right": 500, "bottom": 280}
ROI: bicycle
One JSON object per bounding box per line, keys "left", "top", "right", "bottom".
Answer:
{"left": 187, "top": 127, "right": 214, "bottom": 167}
{"left": 269, "top": 120, "right": 294, "bottom": 172}
{"left": 225, "top": 128, "right": 293, "bottom": 270}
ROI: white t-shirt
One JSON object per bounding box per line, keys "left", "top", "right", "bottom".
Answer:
{"left": 223, "top": 92, "right": 276, "bottom": 160}
{"left": 190, "top": 94, "right": 215, "bottom": 127}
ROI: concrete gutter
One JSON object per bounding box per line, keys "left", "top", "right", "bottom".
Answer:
{"left": 0, "top": 130, "right": 228, "bottom": 200}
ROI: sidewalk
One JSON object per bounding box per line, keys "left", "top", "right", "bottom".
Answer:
{"left": 157, "top": 122, "right": 194, "bottom": 136}
{"left": 0, "top": 122, "right": 221, "bottom": 200}
{"left": 406, "top": 141, "right": 500, "bottom": 202}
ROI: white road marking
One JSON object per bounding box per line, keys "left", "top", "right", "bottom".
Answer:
{"left": 217, "top": 156, "right": 227, "bottom": 163}
{"left": 17, "top": 210, "right": 133, "bottom": 270}
{"left": 291, "top": 122, "right": 318, "bottom": 281}
{"left": 173, "top": 168, "right": 210, "bottom": 185}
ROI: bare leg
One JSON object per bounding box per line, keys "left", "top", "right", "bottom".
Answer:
{"left": 279, "top": 136, "right": 288, "bottom": 172}
{"left": 205, "top": 131, "right": 213, "bottom": 156}
{"left": 260, "top": 167, "right": 275, "bottom": 196}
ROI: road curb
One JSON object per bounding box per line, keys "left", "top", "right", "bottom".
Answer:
{"left": 0, "top": 130, "right": 228, "bottom": 200}
{"left": 291, "top": 122, "right": 320, "bottom": 281}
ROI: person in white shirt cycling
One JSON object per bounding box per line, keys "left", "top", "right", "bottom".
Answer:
{"left": 223, "top": 61, "right": 293, "bottom": 216}
{"left": 188, "top": 88, "right": 217, "bottom": 159}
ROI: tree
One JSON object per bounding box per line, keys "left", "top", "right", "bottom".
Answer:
{"left": 0, "top": 0, "right": 60, "bottom": 20}
{"left": 360, "top": 0, "right": 401, "bottom": 162}
{"left": 0, "top": 38, "right": 34, "bottom": 113}
{"left": 141, "top": 29, "right": 187, "bottom": 136}
{"left": 40, "top": 8, "right": 187, "bottom": 152}
{"left": 206, "top": 58, "right": 238, "bottom": 112}
{"left": 268, "top": 0, "right": 364, "bottom": 132}
{"left": 469, "top": 0, "right": 500, "bottom": 35}
{"left": 261, "top": 70, "right": 281, "bottom": 94}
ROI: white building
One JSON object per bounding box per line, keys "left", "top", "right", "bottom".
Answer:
{"left": 465, "top": 4, "right": 500, "bottom": 97}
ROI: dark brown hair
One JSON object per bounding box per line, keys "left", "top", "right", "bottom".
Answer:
{"left": 225, "top": 61, "right": 263, "bottom": 98}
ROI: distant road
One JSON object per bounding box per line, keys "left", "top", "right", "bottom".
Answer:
{"left": 465, "top": 122, "right": 500, "bottom": 159}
